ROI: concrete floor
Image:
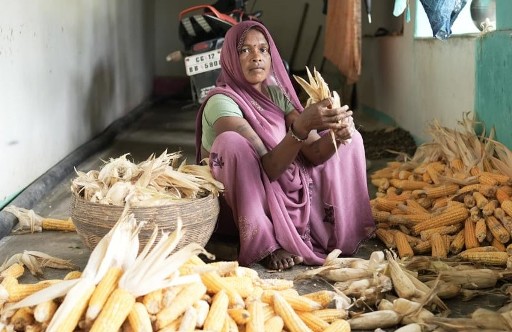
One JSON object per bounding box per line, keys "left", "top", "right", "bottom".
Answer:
{"left": 0, "top": 98, "right": 506, "bottom": 328}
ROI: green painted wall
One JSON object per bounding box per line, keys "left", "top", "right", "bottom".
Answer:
{"left": 475, "top": 0, "right": 512, "bottom": 148}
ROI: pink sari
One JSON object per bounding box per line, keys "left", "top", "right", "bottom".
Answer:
{"left": 196, "top": 21, "right": 375, "bottom": 266}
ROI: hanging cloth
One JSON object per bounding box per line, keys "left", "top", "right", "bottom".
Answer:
{"left": 419, "top": 0, "right": 468, "bottom": 40}
{"left": 323, "top": 0, "right": 362, "bottom": 85}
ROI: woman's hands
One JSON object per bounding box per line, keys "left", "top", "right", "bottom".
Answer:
{"left": 292, "top": 98, "right": 354, "bottom": 141}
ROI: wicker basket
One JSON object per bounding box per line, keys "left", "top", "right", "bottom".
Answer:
{"left": 70, "top": 193, "right": 219, "bottom": 252}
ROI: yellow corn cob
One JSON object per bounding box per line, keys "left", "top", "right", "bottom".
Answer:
{"left": 463, "top": 193, "right": 476, "bottom": 208}
{"left": 388, "top": 214, "right": 430, "bottom": 225}
{"left": 473, "top": 192, "right": 489, "bottom": 209}
{"left": 157, "top": 318, "right": 181, "bottom": 332}
{"left": 425, "top": 162, "right": 443, "bottom": 184}
{"left": 501, "top": 200, "right": 512, "bottom": 218}
{"left": 141, "top": 288, "right": 162, "bottom": 315}
{"left": 479, "top": 172, "right": 500, "bottom": 186}
{"left": 495, "top": 210, "right": 512, "bottom": 234}
{"left": 264, "top": 315, "right": 284, "bottom": 332}
{"left": 204, "top": 289, "right": 229, "bottom": 331}
{"left": 422, "top": 183, "right": 460, "bottom": 199}
{"left": 302, "top": 290, "right": 336, "bottom": 308}
{"left": 227, "top": 308, "right": 250, "bottom": 325}
{"left": 480, "top": 172, "right": 511, "bottom": 185}
{"left": 41, "top": 218, "right": 76, "bottom": 232}
{"left": 462, "top": 246, "right": 499, "bottom": 253}
{"left": 246, "top": 299, "right": 265, "bottom": 332}
{"left": 297, "top": 311, "right": 330, "bottom": 332}
{"left": 374, "top": 197, "right": 401, "bottom": 212}
{"left": 0, "top": 263, "right": 25, "bottom": 279}
{"left": 496, "top": 187, "right": 511, "bottom": 204}
{"left": 86, "top": 266, "right": 123, "bottom": 322}
{"left": 371, "top": 177, "right": 389, "bottom": 189}
{"left": 413, "top": 240, "right": 432, "bottom": 254}
{"left": 311, "top": 308, "right": 348, "bottom": 322}
{"left": 63, "top": 270, "right": 82, "bottom": 280}
{"left": 155, "top": 282, "right": 207, "bottom": 330}
{"left": 458, "top": 251, "right": 509, "bottom": 266}
{"left": 404, "top": 199, "right": 430, "bottom": 214}
{"left": 390, "top": 179, "right": 429, "bottom": 191}
{"left": 262, "top": 303, "right": 276, "bottom": 321}
{"left": 387, "top": 190, "right": 413, "bottom": 201}
{"left": 127, "top": 301, "right": 153, "bottom": 332}
{"left": 458, "top": 184, "right": 497, "bottom": 197}
{"left": 162, "top": 285, "right": 182, "bottom": 308}
{"left": 375, "top": 228, "right": 396, "bottom": 249}
{"left": 371, "top": 208, "right": 390, "bottom": 223}
{"left": 256, "top": 278, "right": 294, "bottom": 291}
{"left": 10, "top": 307, "right": 34, "bottom": 331}
{"left": 482, "top": 199, "right": 499, "bottom": 216}
{"left": 450, "top": 158, "right": 465, "bottom": 172}
{"left": 394, "top": 231, "right": 414, "bottom": 258}
{"left": 89, "top": 288, "right": 135, "bottom": 332}
{"left": 486, "top": 216, "right": 510, "bottom": 244}
{"left": 412, "top": 205, "right": 469, "bottom": 234}
{"left": 420, "top": 224, "right": 462, "bottom": 241}
{"left": 422, "top": 171, "right": 432, "bottom": 183}
{"left": 188, "top": 256, "right": 244, "bottom": 308}
{"left": 491, "top": 237, "right": 506, "bottom": 252}
{"left": 416, "top": 197, "right": 433, "bottom": 209}
{"left": 469, "top": 206, "right": 481, "bottom": 222}
{"left": 323, "top": 319, "right": 351, "bottom": 332}
{"left": 397, "top": 170, "right": 413, "bottom": 180}
{"left": 475, "top": 218, "right": 487, "bottom": 243}
{"left": 34, "top": 299, "right": 58, "bottom": 323}
{"left": 223, "top": 314, "right": 238, "bottom": 332}
{"left": 262, "top": 290, "right": 322, "bottom": 312}
{"left": 470, "top": 166, "right": 481, "bottom": 176}
{"left": 430, "top": 233, "right": 448, "bottom": 258}
{"left": 24, "top": 325, "right": 43, "bottom": 332}
{"left": 432, "top": 197, "right": 449, "bottom": 209}
{"left": 273, "top": 292, "right": 313, "bottom": 332}
{"left": 449, "top": 229, "right": 465, "bottom": 254}
{"left": 1, "top": 277, "right": 58, "bottom": 302}
{"left": 222, "top": 276, "right": 254, "bottom": 298}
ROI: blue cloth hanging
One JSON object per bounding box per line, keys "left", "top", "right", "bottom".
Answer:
{"left": 419, "top": 0, "right": 468, "bottom": 40}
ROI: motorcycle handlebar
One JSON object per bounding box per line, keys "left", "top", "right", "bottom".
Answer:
{"left": 178, "top": 5, "right": 238, "bottom": 25}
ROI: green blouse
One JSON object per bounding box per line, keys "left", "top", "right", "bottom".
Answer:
{"left": 201, "top": 86, "right": 295, "bottom": 151}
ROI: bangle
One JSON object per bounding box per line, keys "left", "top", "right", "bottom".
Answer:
{"left": 289, "top": 122, "right": 308, "bottom": 142}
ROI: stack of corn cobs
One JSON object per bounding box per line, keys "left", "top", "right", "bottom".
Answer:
{"left": 371, "top": 112, "right": 512, "bottom": 268}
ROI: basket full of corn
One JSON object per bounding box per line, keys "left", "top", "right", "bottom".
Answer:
{"left": 70, "top": 150, "right": 224, "bottom": 252}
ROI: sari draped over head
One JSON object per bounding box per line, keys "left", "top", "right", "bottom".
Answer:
{"left": 195, "top": 20, "right": 375, "bottom": 266}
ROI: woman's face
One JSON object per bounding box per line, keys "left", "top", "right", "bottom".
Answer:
{"left": 239, "top": 29, "right": 271, "bottom": 91}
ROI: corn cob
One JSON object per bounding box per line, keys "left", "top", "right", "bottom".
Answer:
{"left": 473, "top": 192, "right": 489, "bottom": 209}
{"left": 272, "top": 292, "right": 313, "bottom": 332}
{"left": 155, "top": 282, "right": 207, "bottom": 330}
{"left": 501, "top": 200, "right": 512, "bottom": 218}
{"left": 223, "top": 314, "right": 238, "bottom": 332}
{"left": 411, "top": 205, "right": 469, "bottom": 234}
{"left": 302, "top": 290, "right": 336, "bottom": 308}
{"left": 0, "top": 263, "right": 25, "bottom": 279}
{"left": 404, "top": 199, "right": 430, "bottom": 214}
{"left": 394, "top": 231, "right": 414, "bottom": 258}
{"left": 432, "top": 197, "right": 449, "bottom": 209}
{"left": 204, "top": 289, "right": 229, "bottom": 331}
{"left": 491, "top": 237, "right": 506, "bottom": 252}
{"left": 495, "top": 187, "right": 511, "bottom": 204}
{"left": 469, "top": 205, "right": 481, "bottom": 222}
{"left": 424, "top": 183, "right": 460, "bottom": 198}
{"left": 227, "top": 308, "right": 250, "bottom": 325}
{"left": 482, "top": 199, "right": 499, "bottom": 216}
{"left": 462, "top": 245, "right": 499, "bottom": 253}
{"left": 264, "top": 315, "right": 285, "bottom": 332}
{"left": 297, "top": 311, "right": 330, "bottom": 332}
{"left": 413, "top": 240, "right": 432, "bottom": 254}
{"left": 486, "top": 216, "right": 510, "bottom": 243}
{"left": 390, "top": 179, "right": 429, "bottom": 191}
{"left": 463, "top": 193, "right": 476, "bottom": 208}
{"left": 322, "top": 319, "right": 351, "bottom": 332}
{"left": 34, "top": 299, "right": 58, "bottom": 324}
{"left": 430, "top": 233, "right": 448, "bottom": 258}
{"left": 348, "top": 310, "right": 401, "bottom": 330}
{"left": 458, "top": 251, "right": 509, "bottom": 266}
{"left": 388, "top": 214, "right": 430, "bottom": 225}
{"left": 193, "top": 299, "right": 210, "bottom": 328}
{"left": 41, "top": 218, "right": 76, "bottom": 232}
{"left": 449, "top": 229, "right": 465, "bottom": 254}
{"left": 89, "top": 287, "right": 135, "bottom": 332}
{"left": 420, "top": 224, "right": 462, "bottom": 241}
{"left": 470, "top": 166, "right": 481, "bottom": 176}
{"left": 127, "top": 301, "right": 153, "bottom": 332}
{"left": 222, "top": 276, "right": 254, "bottom": 299}
{"left": 373, "top": 197, "right": 401, "bottom": 212}
{"left": 141, "top": 289, "right": 162, "bottom": 315}
{"left": 261, "top": 290, "right": 322, "bottom": 312}
{"left": 311, "top": 308, "right": 348, "bottom": 322}
{"left": 371, "top": 208, "right": 390, "bottom": 223}
{"left": 86, "top": 266, "right": 124, "bottom": 322}
{"left": 480, "top": 172, "right": 512, "bottom": 185}
{"left": 475, "top": 218, "right": 487, "bottom": 243}
{"left": 1, "top": 276, "right": 59, "bottom": 302}
{"left": 63, "top": 270, "right": 82, "bottom": 280}
{"left": 450, "top": 158, "right": 465, "bottom": 172}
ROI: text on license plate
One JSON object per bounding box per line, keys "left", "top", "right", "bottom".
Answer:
{"left": 185, "top": 49, "right": 221, "bottom": 76}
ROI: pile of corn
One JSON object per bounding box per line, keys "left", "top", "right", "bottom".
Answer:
{"left": 371, "top": 113, "right": 512, "bottom": 265}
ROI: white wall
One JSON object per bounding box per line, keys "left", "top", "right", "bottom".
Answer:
{"left": 358, "top": 1, "right": 476, "bottom": 144}
{"left": 0, "top": 0, "right": 154, "bottom": 205}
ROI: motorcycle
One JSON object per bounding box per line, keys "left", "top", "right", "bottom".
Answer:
{"left": 167, "top": 0, "right": 262, "bottom": 104}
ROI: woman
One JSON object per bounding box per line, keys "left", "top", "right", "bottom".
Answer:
{"left": 195, "top": 20, "right": 375, "bottom": 270}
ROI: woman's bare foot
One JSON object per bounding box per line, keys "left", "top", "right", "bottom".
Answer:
{"left": 260, "top": 249, "right": 304, "bottom": 270}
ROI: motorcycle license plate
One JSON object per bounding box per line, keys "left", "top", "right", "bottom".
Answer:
{"left": 185, "top": 49, "right": 221, "bottom": 76}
